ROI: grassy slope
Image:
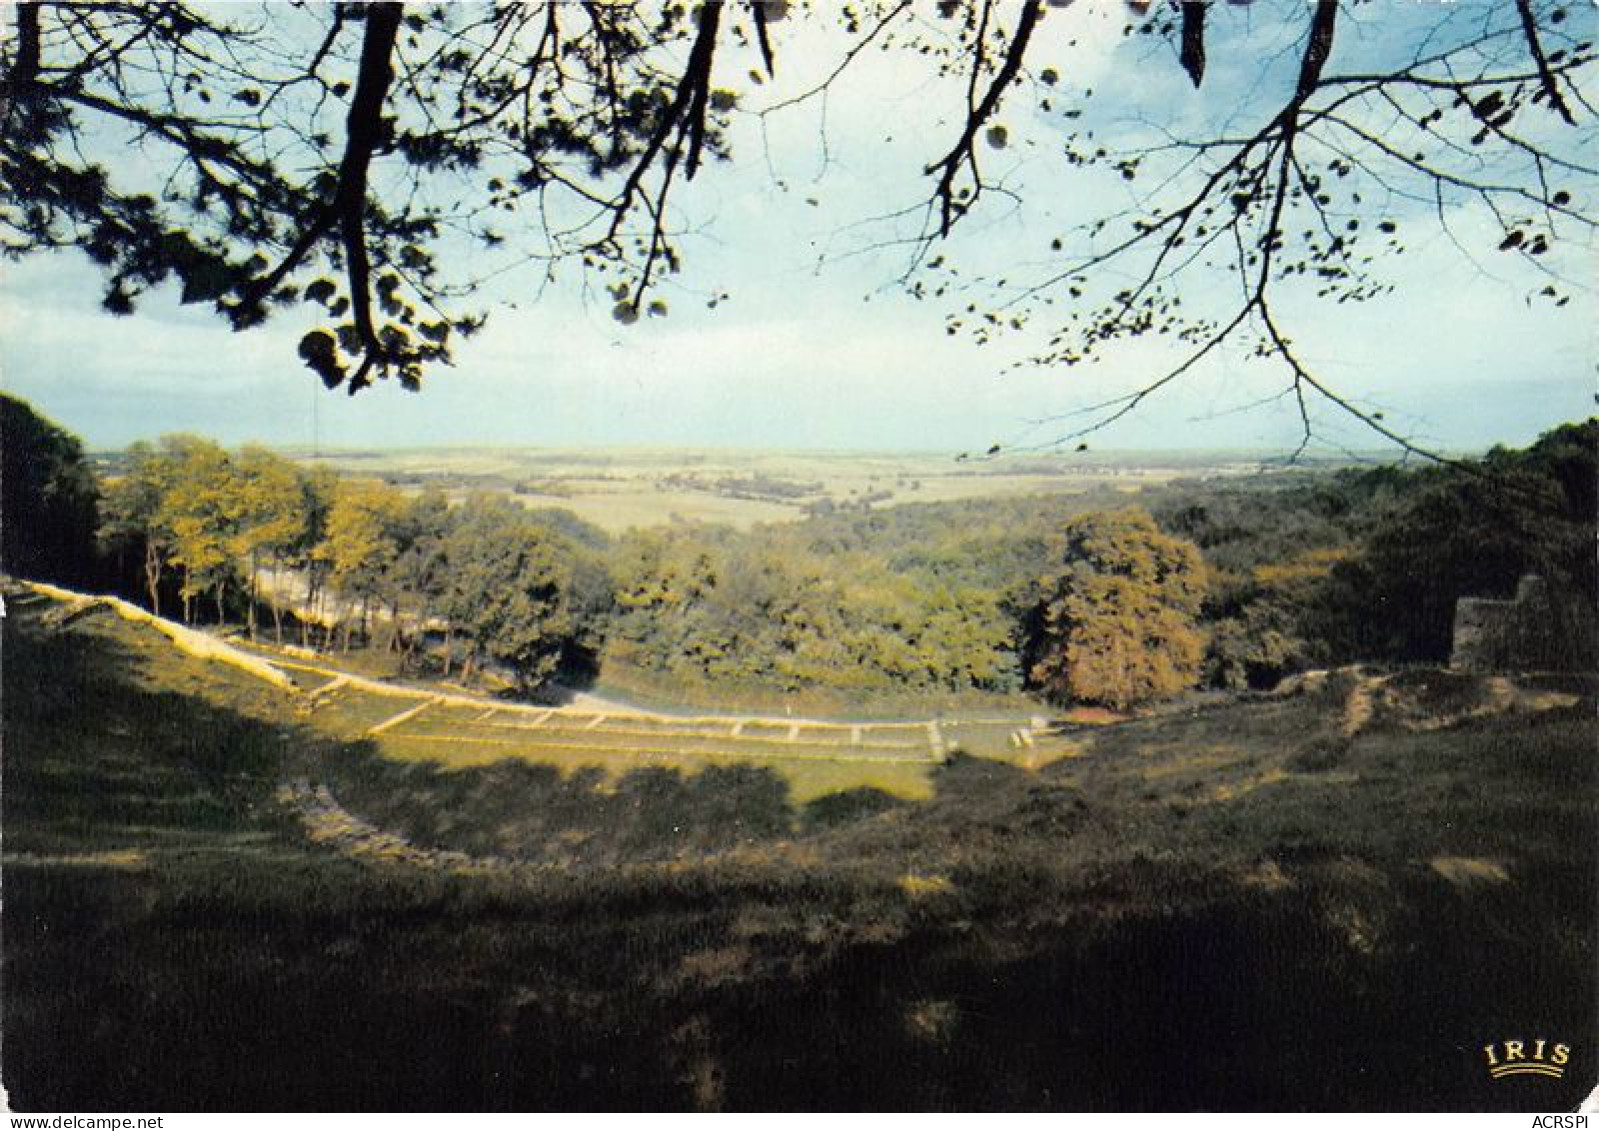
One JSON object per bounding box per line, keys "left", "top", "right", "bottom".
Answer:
{"left": 3, "top": 596, "right": 1594, "bottom": 1111}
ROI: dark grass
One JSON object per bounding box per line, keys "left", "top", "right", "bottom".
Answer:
{"left": 315, "top": 749, "right": 797, "bottom": 865}
{"left": 4, "top": 599, "right": 1595, "bottom": 1111}
{"left": 2, "top": 610, "right": 297, "bottom": 854}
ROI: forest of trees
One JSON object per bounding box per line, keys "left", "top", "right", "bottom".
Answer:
{"left": 88, "top": 424, "right": 609, "bottom": 691}
{"left": 1156, "top": 419, "right": 1599, "bottom": 682}
{"left": 6, "top": 396, "right": 1592, "bottom": 707}
{"left": 607, "top": 520, "right": 1022, "bottom": 697}
{"left": 4, "top": 394, "right": 1594, "bottom": 709}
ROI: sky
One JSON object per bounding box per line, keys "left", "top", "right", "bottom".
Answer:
{"left": 1, "top": 1, "right": 1594, "bottom": 457}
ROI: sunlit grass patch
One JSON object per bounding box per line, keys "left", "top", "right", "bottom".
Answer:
{"left": 897, "top": 872, "right": 954, "bottom": 899}
{"left": 1206, "top": 767, "right": 1290, "bottom": 803}
{"left": 372, "top": 730, "right": 937, "bottom": 804}
{"left": 387, "top": 718, "right": 923, "bottom": 760}
{"left": 1059, "top": 705, "right": 1129, "bottom": 726}
{"left": 946, "top": 723, "right": 1091, "bottom": 770}
{"left": 779, "top": 758, "right": 935, "bottom": 804}
{"left": 359, "top": 691, "right": 944, "bottom": 806}
{"left": 311, "top": 687, "right": 427, "bottom": 737}
{"left": 6, "top": 850, "right": 149, "bottom": 870}
{"left": 904, "top": 998, "right": 960, "bottom": 1045}
{"left": 939, "top": 721, "right": 1026, "bottom": 759}
{"left": 1429, "top": 856, "right": 1511, "bottom": 887}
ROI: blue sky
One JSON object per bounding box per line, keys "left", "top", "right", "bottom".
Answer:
{"left": 1, "top": 1, "right": 1593, "bottom": 455}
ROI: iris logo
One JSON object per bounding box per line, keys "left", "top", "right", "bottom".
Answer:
{"left": 1482, "top": 1038, "right": 1570, "bottom": 1080}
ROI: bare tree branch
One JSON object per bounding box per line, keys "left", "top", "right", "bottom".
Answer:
{"left": 926, "top": 0, "right": 1042, "bottom": 238}
{"left": 1514, "top": 0, "right": 1576, "bottom": 125}
{"left": 758, "top": 0, "right": 911, "bottom": 117}
{"left": 750, "top": 0, "right": 776, "bottom": 78}
{"left": 607, "top": 0, "right": 723, "bottom": 242}
{"left": 1179, "top": 1, "right": 1207, "bottom": 89}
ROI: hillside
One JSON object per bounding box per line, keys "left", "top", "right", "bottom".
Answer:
{"left": 3, "top": 583, "right": 1594, "bottom": 1110}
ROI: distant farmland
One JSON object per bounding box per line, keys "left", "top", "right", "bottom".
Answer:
{"left": 266, "top": 447, "right": 1288, "bottom": 532}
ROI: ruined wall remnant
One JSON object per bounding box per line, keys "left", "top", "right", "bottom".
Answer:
{"left": 1450, "top": 575, "right": 1564, "bottom": 673}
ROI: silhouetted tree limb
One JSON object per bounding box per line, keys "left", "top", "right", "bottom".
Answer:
{"left": 0, "top": 0, "right": 1591, "bottom": 462}
{"left": 1179, "top": 1, "right": 1207, "bottom": 89}
{"left": 221, "top": 4, "right": 403, "bottom": 390}
{"left": 750, "top": 0, "right": 777, "bottom": 79}
{"left": 936, "top": 0, "right": 1592, "bottom": 462}
{"left": 1516, "top": 0, "right": 1577, "bottom": 125}
{"left": 926, "top": 0, "right": 1042, "bottom": 238}
{"left": 1, "top": 2, "right": 42, "bottom": 111}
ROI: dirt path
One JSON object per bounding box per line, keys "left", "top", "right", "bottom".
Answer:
{"left": 1340, "top": 670, "right": 1390, "bottom": 738}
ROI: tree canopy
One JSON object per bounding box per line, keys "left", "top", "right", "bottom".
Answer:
{"left": 13, "top": 387, "right": 1589, "bottom": 706}
{"left": 1027, "top": 507, "right": 1208, "bottom": 709}
{"left": 1319, "top": 418, "right": 1599, "bottom": 664}
{"left": 0, "top": 392, "right": 99, "bottom": 584}
{"left": 2, "top": 1, "right": 1592, "bottom": 451}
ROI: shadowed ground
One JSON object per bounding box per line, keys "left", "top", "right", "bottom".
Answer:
{"left": 3, "top": 592, "right": 1593, "bottom": 1111}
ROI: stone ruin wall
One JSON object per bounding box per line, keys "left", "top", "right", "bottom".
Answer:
{"left": 1450, "top": 575, "right": 1569, "bottom": 673}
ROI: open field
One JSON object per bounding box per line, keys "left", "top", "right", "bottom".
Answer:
{"left": 257, "top": 446, "right": 1298, "bottom": 532}
{"left": 4, "top": 583, "right": 1594, "bottom": 1110}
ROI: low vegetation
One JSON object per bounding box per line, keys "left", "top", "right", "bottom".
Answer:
{"left": 4, "top": 584, "right": 1593, "bottom": 1110}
